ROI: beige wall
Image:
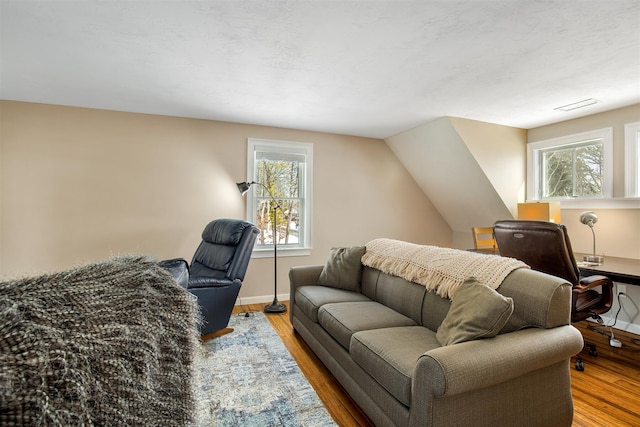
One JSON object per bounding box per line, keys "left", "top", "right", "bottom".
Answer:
{"left": 528, "top": 104, "right": 640, "bottom": 260}
{"left": 0, "top": 101, "right": 451, "bottom": 301}
{"left": 449, "top": 117, "right": 527, "bottom": 219}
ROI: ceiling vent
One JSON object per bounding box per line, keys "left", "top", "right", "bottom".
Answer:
{"left": 554, "top": 98, "right": 599, "bottom": 112}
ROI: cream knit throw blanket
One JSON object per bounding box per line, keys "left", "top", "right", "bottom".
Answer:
{"left": 362, "top": 238, "right": 528, "bottom": 299}
{"left": 0, "top": 255, "right": 201, "bottom": 426}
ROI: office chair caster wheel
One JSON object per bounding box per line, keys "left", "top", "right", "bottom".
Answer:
{"left": 575, "top": 358, "right": 584, "bottom": 371}
{"left": 588, "top": 346, "right": 598, "bottom": 357}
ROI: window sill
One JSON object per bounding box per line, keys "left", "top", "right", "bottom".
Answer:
{"left": 251, "top": 247, "right": 311, "bottom": 258}
{"left": 529, "top": 198, "right": 640, "bottom": 209}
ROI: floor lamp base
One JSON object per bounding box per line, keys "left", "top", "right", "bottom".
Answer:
{"left": 265, "top": 298, "right": 287, "bottom": 313}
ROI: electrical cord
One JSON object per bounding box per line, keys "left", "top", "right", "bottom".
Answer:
{"left": 587, "top": 293, "right": 623, "bottom": 333}
{"left": 236, "top": 311, "right": 256, "bottom": 318}
{"left": 235, "top": 298, "right": 256, "bottom": 318}
{"left": 607, "top": 293, "right": 624, "bottom": 347}
{"left": 586, "top": 291, "right": 640, "bottom": 350}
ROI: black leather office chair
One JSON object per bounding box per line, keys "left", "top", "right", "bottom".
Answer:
{"left": 166, "top": 219, "right": 259, "bottom": 337}
{"left": 493, "top": 220, "right": 613, "bottom": 371}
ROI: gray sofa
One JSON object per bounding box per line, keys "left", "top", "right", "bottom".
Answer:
{"left": 289, "top": 242, "right": 584, "bottom": 427}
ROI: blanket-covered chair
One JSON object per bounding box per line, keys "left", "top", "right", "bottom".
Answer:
{"left": 0, "top": 255, "right": 200, "bottom": 425}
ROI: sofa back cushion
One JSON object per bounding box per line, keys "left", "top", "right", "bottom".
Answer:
{"left": 361, "top": 267, "right": 425, "bottom": 325}
{"left": 360, "top": 266, "right": 379, "bottom": 300}
{"left": 421, "top": 291, "right": 452, "bottom": 331}
{"left": 362, "top": 265, "right": 572, "bottom": 334}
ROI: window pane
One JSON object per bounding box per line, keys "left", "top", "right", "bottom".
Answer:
{"left": 625, "top": 122, "right": 640, "bottom": 197}
{"left": 543, "top": 148, "right": 573, "bottom": 197}
{"left": 255, "top": 199, "right": 299, "bottom": 246}
{"left": 574, "top": 144, "right": 603, "bottom": 197}
{"left": 256, "top": 157, "right": 300, "bottom": 198}
{"left": 254, "top": 156, "right": 302, "bottom": 246}
{"left": 541, "top": 141, "right": 603, "bottom": 198}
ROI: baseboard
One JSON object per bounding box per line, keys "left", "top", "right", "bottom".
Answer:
{"left": 236, "top": 293, "right": 290, "bottom": 306}
{"left": 588, "top": 316, "right": 640, "bottom": 335}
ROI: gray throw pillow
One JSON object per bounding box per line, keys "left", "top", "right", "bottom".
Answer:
{"left": 318, "top": 246, "right": 366, "bottom": 292}
{"left": 436, "top": 278, "right": 514, "bottom": 346}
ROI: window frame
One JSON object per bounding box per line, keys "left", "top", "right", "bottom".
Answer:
{"left": 527, "top": 127, "right": 613, "bottom": 202}
{"left": 625, "top": 121, "right": 640, "bottom": 198}
{"left": 245, "top": 138, "right": 313, "bottom": 257}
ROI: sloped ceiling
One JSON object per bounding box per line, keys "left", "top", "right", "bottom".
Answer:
{"left": 385, "top": 117, "right": 526, "bottom": 248}
{"left": 1, "top": 0, "right": 639, "bottom": 139}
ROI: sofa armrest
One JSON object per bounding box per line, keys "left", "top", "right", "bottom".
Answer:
{"left": 289, "top": 265, "right": 323, "bottom": 288}
{"left": 414, "top": 325, "right": 583, "bottom": 398}
{"left": 289, "top": 265, "right": 324, "bottom": 322}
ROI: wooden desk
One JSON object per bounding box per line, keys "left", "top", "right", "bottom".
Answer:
{"left": 576, "top": 253, "right": 640, "bottom": 286}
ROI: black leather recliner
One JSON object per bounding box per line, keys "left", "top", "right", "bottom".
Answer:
{"left": 164, "top": 219, "right": 259, "bottom": 336}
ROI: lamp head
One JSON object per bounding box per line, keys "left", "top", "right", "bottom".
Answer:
{"left": 579, "top": 211, "right": 598, "bottom": 228}
{"left": 236, "top": 181, "right": 253, "bottom": 196}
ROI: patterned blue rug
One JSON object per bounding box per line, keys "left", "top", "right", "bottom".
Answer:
{"left": 196, "top": 311, "right": 336, "bottom": 426}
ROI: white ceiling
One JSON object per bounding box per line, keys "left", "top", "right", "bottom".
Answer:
{"left": 1, "top": 0, "right": 639, "bottom": 139}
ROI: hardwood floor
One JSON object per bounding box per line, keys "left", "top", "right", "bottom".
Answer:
{"left": 570, "top": 321, "right": 640, "bottom": 427}
{"left": 234, "top": 303, "right": 640, "bottom": 427}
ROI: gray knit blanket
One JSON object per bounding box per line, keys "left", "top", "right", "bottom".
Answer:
{"left": 0, "top": 255, "right": 201, "bottom": 426}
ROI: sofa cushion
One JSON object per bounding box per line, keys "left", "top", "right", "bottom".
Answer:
{"left": 318, "top": 301, "right": 417, "bottom": 350}
{"left": 436, "top": 278, "right": 514, "bottom": 346}
{"left": 375, "top": 271, "right": 426, "bottom": 324}
{"left": 295, "top": 286, "right": 371, "bottom": 323}
{"left": 351, "top": 326, "right": 441, "bottom": 407}
{"left": 318, "top": 246, "right": 366, "bottom": 292}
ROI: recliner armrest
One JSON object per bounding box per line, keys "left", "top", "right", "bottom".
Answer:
{"left": 575, "top": 274, "right": 611, "bottom": 292}
{"left": 159, "top": 258, "right": 190, "bottom": 289}
{"left": 188, "top": 276, "right": 239, "bottom": 289}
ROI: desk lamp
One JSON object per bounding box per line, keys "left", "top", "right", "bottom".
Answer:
{"left": 580, "top": 211, "right": 604, "bottom": 264}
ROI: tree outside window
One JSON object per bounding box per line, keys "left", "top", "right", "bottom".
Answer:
{"left": 542, "top": 141, "right": 603, "bottom": 198}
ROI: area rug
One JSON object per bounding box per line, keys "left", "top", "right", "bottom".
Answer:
{"left": 195, "top": 312, "right": 337, "bottom": 426}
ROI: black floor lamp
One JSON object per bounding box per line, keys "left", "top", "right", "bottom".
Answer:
{"left": 237, "top": 181, "right": 287, "bottom": 314}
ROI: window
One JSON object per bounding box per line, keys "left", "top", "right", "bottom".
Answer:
{"left": 625, "top": 122, "right": 640, "bottom": 197}
{"left": 527, "top": 128, "right": 612, "bottom": 201}
{"left": 246, "top": 138, "right": 313, "bottom": 256}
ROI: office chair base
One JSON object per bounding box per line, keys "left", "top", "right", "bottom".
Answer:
{"left": 574, "top": 342, "right": 598, "bottom": 371}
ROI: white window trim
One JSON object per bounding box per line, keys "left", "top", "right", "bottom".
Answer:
{"left": 527, "top": 127, "right": 613, "bottom": 202}
{"left": 624, "top": 121, "right": 640, "bottom": 198}
{"left": 245, "top": 138, "right": 313, "bottom": 258}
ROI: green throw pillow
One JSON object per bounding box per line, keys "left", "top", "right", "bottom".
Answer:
{"left": 318, "top": 246, "right": 366, "bottom": 292}
{"left": 436, "top": 278, "right": 514, "bottom": 346}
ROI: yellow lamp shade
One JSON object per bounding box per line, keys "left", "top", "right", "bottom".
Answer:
{"left": 517, "top": 202, "right": 561, "bottom": 223}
